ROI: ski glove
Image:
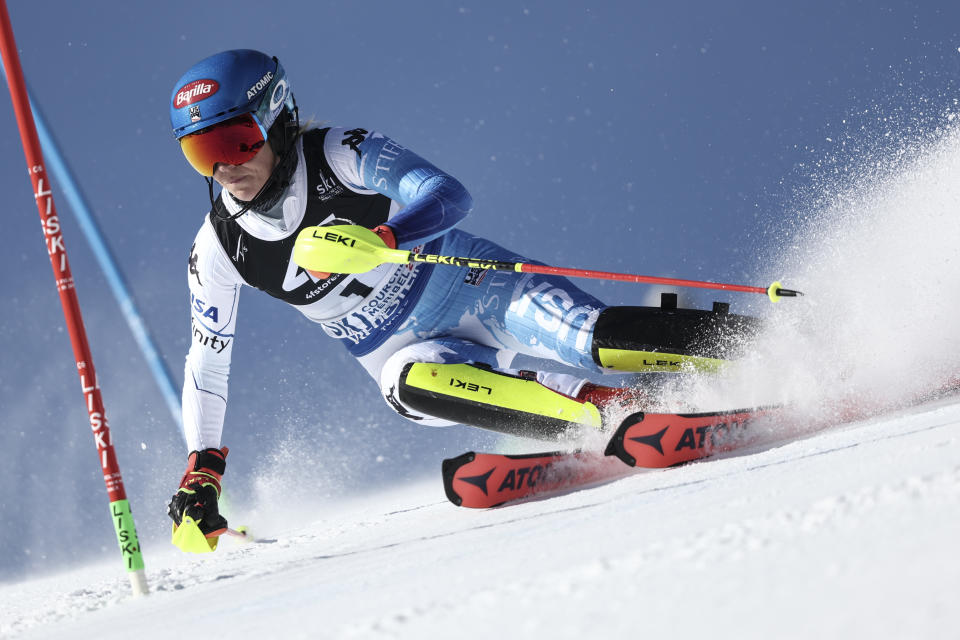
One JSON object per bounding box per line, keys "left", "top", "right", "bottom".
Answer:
{"left": 372, "top": 223, "right": 397, "bottom": 249}
{"left": 168, "top": 447, "right": 229, "bottom": 537}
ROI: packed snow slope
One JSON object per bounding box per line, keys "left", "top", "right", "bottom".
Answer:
{"left": 2, "top": 397, "right": 959, "bottom": 639}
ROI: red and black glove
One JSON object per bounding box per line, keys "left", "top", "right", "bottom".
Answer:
{"left": 372, "top": 224, "right": 397, "bottom": 249}
{"left": 167, "top": 447, "right": 229, "bottom": 537}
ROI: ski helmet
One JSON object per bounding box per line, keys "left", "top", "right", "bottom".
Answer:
{"left": 170, "top": 49, "right": 297, "bottom": 176}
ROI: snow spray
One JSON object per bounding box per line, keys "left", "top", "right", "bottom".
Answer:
{"left": 670, "top": 100, "right": 960, "bottom": 426}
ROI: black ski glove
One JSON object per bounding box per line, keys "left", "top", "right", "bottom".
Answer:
{"left": 168, "top": 447, "right": 229, "bottom": 537}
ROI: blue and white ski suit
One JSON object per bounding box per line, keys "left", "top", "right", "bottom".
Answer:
{"left": 183, "top": 127, "right": 607, "bottom": 450}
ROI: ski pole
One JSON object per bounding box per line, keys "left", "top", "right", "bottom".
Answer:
{"left": 0, "top": 0, "right": 147, "bottom": 595}
{"left": 293, "top": 224, "right": 803, "bottom": 303}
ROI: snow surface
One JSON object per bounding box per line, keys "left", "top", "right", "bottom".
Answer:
{"left": 2, "top": 396, "right": 959, "bottom": 639}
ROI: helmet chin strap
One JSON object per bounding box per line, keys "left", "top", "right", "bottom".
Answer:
{"left": 209, "top": 140, "right": 299, "bottom": 221}
{"left": 208, "top": 173, "right": 265, "bottom": 221}
{"left": 210, "top": 104, "right": 301, "bottom": 222}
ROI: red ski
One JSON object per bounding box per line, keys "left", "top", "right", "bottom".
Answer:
{"left": 442, "top": 406, "right": 779, "bottom": 508}
{"left": 442, "top": 380, "right": 960, "bottom": 508}
{"left": 441, "top": 450, "right": 626, "bottom": 508}
{"left": 603, "top": 407, "right": 780, "bottom": 468}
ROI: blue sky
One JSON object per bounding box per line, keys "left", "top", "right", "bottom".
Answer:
{"left": 2, "top": 1, "right": 959, "bottom": 579}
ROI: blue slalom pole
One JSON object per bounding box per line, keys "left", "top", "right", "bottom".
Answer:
{"left": 3, "top": 61, "right": 183, "bottom": 436}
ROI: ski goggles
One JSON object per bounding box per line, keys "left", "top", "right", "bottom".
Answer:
{"left": 179, "top": 112, "right": 268, "bottom": 176}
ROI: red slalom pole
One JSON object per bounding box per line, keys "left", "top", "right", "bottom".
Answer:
{"left": 0, "top": 1, "right": 147, "bottom": 595}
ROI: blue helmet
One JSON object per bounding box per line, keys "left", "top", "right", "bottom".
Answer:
{"left": 171, "top": 49, "right": 301, "bottom": 217}
{"left": 170, "top": 49, "right": 295, "bottom": 141}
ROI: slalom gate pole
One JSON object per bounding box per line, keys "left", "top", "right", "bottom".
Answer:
{"left": 0, "top": 0, "right": 148, "bottom": 595}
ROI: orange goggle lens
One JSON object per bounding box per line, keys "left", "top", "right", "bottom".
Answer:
{"left": 179, "top": 113, "right": 267, "bottom": 176}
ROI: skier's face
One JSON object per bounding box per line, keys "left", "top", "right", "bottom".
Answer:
{"left": 212, "top": 142, "right": 278, "bottom": 201}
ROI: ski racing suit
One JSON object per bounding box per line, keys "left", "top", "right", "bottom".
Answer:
{"left": 184, "top": 127, "right": 749, "bottom": 449}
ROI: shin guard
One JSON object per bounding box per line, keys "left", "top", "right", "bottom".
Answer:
{"left": 591, "top": 293, "right": 760, "bottom": 372}
{"left": 398, "top": 362, "right": 601, "bottom": 440}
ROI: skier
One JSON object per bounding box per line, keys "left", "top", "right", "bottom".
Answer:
{"left": 167, "top": 49, "right": 755, "bottom": 544}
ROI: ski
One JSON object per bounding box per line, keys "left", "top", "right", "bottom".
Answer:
{"left": 441, "top": 449, "right": 626, "bottom": 509}
{"left": 604, "top": 406, "right": 781, "bottom": 468}
{"left": 442, "top": 405, "right": 778, "bottom": 508}
{"left": 442, "top": 378, "right": 960, "bottom": 508}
